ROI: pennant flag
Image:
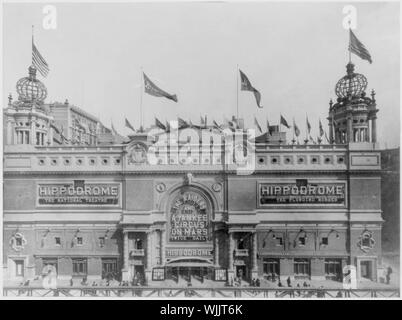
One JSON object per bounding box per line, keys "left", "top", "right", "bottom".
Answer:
{"left": 178, "top": 117, "right": 189, "bottom": 129}
{"left": 349, "top": 29, "right": 372, "bottom": 64}
{"left": 155, "top": 117, "right": 167, "bottom": 131}
{"left": 239, "top": 69, "right": 263, "bottom": 108}
{"left": 324, "top": 131, "right": 330, "bottom": 143}
{"left": 266, "top": 118, "right": 272, "bottom": 136}
{"left": 280, "top": 115, "right": 291, "bottom": 129}
{"left": 232, "top": 118, "right": 240, "bottom": 129}
{"left": 32, "top": 41, "right": 49, "bottom": 77}
{"left": 213, "top": 120, "right": 222, "bottom": 131}
{"left": 254, "top": 117, "right": 262, "bottom": 133}
{"left": 125, "top": 118, "right": 135, "bottom": 132}
{"left": 319, "top": 119, "right": 324, "bottom": 137}
{"left": 293, "top": 119, "right": 300, "bottom": 137}
{"left": 143, "top": 73, "right": 178, "bottom": 102}
{"left": 111, "top": 123, "right": 118, "bottom": 136}
{"left": 306, "top": 116, "right": 311, "bottom": 134}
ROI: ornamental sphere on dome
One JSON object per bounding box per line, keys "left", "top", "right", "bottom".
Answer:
{"left": 16, "top": 65, "right": 47, "bottom": 103}
{"left": 335, "top": 63, "right": 368, "bottom": 99}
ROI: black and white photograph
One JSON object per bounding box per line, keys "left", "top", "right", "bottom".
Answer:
{"left": 0, "top": 0, "right": 400, "bottom": 301}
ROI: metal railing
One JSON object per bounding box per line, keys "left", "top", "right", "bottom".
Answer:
{"left": 234, "top": 249, "right": 249, "bottom": 257}
{"left": 130, "top": 249, "right": 145, "bottom": 256}
{"left": 3, "top": 286, "right": 399, "bottom": 298}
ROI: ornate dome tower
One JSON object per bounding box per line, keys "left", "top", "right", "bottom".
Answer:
{"left": 3, "top": 65, "right": 53, "bottom": 146}
{"left": 328, "top": 62, "right": 378, "bottom": 144}
{"left": 16, "top": 65, "right": 48, "bottom": 104}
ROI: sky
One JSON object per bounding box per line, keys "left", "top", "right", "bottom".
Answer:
{"left": 2, "top": 1, "right": 400, "bottom": 148}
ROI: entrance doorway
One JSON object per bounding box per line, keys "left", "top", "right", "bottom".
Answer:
{"left": 360, "top": 261, "right": 373, "bottom": 280}
{"left": 166, "top": 266, "right": 212, "bottom": 284}
{"left": 102, "top": 258, "right": 118, "bottom": 280}
{"left": 235, "top": 265, "right": 247, "bottom": 281}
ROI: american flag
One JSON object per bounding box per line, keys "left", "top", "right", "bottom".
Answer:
{"left": 32, "top": 42, "right": 49, "bottom": 77}
{"left": 349, "top": 29, "right": 372, "bottom": 64}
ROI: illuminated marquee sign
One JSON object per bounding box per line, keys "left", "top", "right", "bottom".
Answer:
{"left": 258, "top": 182, "right": 346, "bottom": 206}
{"left": 37, "top": 182, "right": 120, "bottom": 206}
{"left": 169, "top": 191, "right": 211, "bottom": 242}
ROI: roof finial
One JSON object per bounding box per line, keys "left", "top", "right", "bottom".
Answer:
{"left": 371, "top": 89, "right": 376, "bottom": 101}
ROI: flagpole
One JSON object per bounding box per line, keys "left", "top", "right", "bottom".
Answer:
{"left": 140, "top": 66, "right": 144, "bottom": 132}
{"left": 31, "top": 25, "right": 34, "bottom": 65}
{"left": 236, "top": 64, "right": 239, "bottom": 120}
{"left": 348, "top": 21, "right": 352, "bottom": 63}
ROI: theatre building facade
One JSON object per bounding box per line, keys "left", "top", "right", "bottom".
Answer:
{"left": 3, "top": 63, "right": 384, "bottom": 285}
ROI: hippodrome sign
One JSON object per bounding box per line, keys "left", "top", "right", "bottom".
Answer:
{"left": 37, "top": 183, "right": 120, "bottom": 206}
{"left": 166, "top": 248, "right": 213, "bottom": 258}
{"left": 259, "top": 182, "right": 346, "bottom": 206}
{"left": 169, "top": 191, "right": 210, "bottom": 242}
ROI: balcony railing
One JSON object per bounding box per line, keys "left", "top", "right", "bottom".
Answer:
{"left": 3, "top": 286, "right": 399, "bottom": 299}
{"left": 130, "top": 249, "right": 145, "bottom": 257}
{"left": 234, "top": 249, "right": 249, "bottom": 257}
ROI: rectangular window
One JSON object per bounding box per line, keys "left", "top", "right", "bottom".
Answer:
{"left": 101, "top": 258, "right": 118, "bottom": 279}
{"left": 294, "top": 259, "right": 310, "bottom": 277}
{"left": 16, "top": 237, "right": 23, "bottom": 247}
{"left": 321, "top": 237, "right": 329, "bottom": 246}
{"left": 15, "top": 260, "right": 24, "bottom": 277}
{"left": 325, "top": 259, "right": 342, "bottom": 279}
{"left": 76, "top": 237, "right": 83, "bottom": 246}
{"left": 55, "top": 237, "right": 61, "bottom": 246}
{"left": 72, "top": 258, "right": 87, "bottom": 275}
{"left": 263, "top": 258, "right": 280, "bottom": 275}
{"left": 276, "top": 237, "right": 283, "bottom": 246}
{"left": 298, "top": 237, "right": 306, "bottom": 246}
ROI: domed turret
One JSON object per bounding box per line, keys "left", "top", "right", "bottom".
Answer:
{"left": 328, "top": 63, "right": 378, "bottom": 144}
{"left": 16, "top": 65, "right": 47, "bottom": 104}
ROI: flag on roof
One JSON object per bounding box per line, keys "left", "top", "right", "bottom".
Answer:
{"left": 239, "top": 69, "right": 263, "bottom": 108}
{"left": 155, "top": 117, "right": 166, "bottom": 131}
{"left": 254, "top": 117, "right": 262, "bottom": 133}
{"left": 32, "top": 40, "right": 49, "bottom": 77}
{"left": 280, "top": 115, "right": 290, "bottom": 129}
{"left": 349, "top": 29, "right": 372, "bottom": 64}
{"left": 306, "top": 116, "right": 311, "bottom": 134}
{"left": 293, "top": 119, "right": 300, "bottom": 137}
{"left": 143, "top": 73, "right": 178, "bottom": 102}
{"left": 125, "top": 118, "right": 135, "bottom": 132}
{"left": 319, "top": 119, "right": 324, "bottom": 137}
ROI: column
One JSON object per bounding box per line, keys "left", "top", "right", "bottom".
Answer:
{"left": 122, "top": 231, "right": 130, "bottom": 281}
{"left": 371, "top": 117, "right": 377, "bottom": 143}
{"left": 328, "top": 121, "right": 333, "bottom": 144}
{"left": 347, "top": 116, "right": 353, "bottom": 142}
{"left": 228, "top": 232, "right": 235, "bottom": 281}
{"left": 31, "top": 120, "right": 35, "bottom": 145}
{"left": 214, "top": 230, "right": 220, "bottom": 267}
{"left": 6, "top": 120, "right": 12, "bottom": 145}
{"left": 251, "top": 232, "right": 258, "bottom": 279}
{"left": 48, "top": 126, "right": 53, "bottom": 145}
{"left": 160, "top": 229, "right": 166, "bottom": 265}
{"left": 145, "top": 231, "right": 152, "bottom": 282}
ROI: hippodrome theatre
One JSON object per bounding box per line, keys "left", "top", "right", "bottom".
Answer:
{"left": 3, "top": 61, "right": 383, "bottom": 285}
